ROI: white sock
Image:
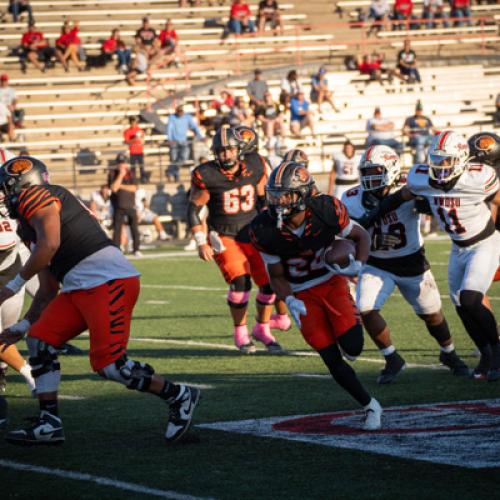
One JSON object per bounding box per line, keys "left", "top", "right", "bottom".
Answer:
{"left": 20, "top": 362, "right": 36, "bottom": 392}
{"left": 440, "top": 343, "right": 455, "bottom": 353}
{"left": 380, "top": 345, "right": 396, "bottom": 357}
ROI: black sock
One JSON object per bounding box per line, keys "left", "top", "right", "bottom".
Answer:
{"left": 40, "top": 399, "right": 58, "bottom": 416}
{"left": 426, "top": 319, "right": 452, "bottom": 345}
{"left": 456, "top": 306, "right": 489, "bottom": 352}
{"left": 470, "top": 304, "right": 499, "bottom": 346}
{"left": 158, "top": 381, "right": 181, "bottom": 402}
{"left": 319, "top": 344, "right": 371, "bottom": 407}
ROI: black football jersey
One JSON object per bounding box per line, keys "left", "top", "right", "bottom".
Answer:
{"left": 191, "top": 153, "right": 267, "bottom": 238}
{"left": 250, "top": 194, "right": 351, "bottom": 289}
{"left": 16, "top": 184, "right": 113, "bottom": 282}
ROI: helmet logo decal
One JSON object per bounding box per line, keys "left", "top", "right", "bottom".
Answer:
{"left": 476, "top": 135, "right": 495, "bottom": 152}
{"left": 7, "top": 159, "right": 33, "bottom": 175}
{"left": 296, "top": 167, "right": 310, "bottom": 183}
{"left": 237, "top": 128, "right": 255, "bottom": 144}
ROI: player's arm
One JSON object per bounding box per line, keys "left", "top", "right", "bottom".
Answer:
{"left": 343, "top": 221, "right": 370, "bottom": 265}
{"left": 188, "top": 184, "right": 213, "bottom": 261}
{"left": 328, "top": 162, "right": 336, "bottom": 196}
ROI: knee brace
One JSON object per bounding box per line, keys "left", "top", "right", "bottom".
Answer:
{"left": 27, "top": 337, "right": 61, "bottom": 393}
{"left": 337, "top": 324, "right": 364, "bottom": 359}
{"left": 228, "top": 275, "right": 251, "bottom": 309}
{"left": 99, "top": 355, "right": 154, "bottom": 392}
{"left": 256, "top": 284, "right": 275, "bottom": 306}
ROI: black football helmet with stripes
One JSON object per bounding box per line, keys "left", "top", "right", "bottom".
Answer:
{"left": 211, "top": 125, "right": 243, "bottom": 170}
{"left": 468, "top": 132, "right": 500, "bottom": 168}
{"left": 0, "top": 156, "right": 49, "bottom": 217}
{"left": 283, "top": 148, "right": 309, "bottom": 169}
{"left": 266, "top": 160, "right": 315, "bottom": 228}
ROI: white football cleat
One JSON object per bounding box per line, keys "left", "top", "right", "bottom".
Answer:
{"left": 363, "top": 398, "right": 382, "bottom": 431}
{"left": 165, "top": 385, "right": 201, "bottom": 443}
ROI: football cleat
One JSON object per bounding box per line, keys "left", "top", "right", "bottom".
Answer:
{"left": 471, "top": 347, "right": 492, "bottom": 381}
{"left": 252, "top": 323, "right": 283, "bottom": 353}
{"left": 6, "top": 411, "right": 65, "bottom": 446}
{"left": 439, "top": 350, "right": 470, "bottom": 376}
{"left": 234, "top": 326, "right": 256, "bottom": 354}
{"left": 165, "top": 385, "right": 201, "bottom": 443}
{"left": 377, "top": 351, "right": 406, "bottom": 384}
{"left": 269, "top": 313, "right": 292, "bottom": 332}
{"left": 363, "top": 398, "right": 382, "bottom": 431}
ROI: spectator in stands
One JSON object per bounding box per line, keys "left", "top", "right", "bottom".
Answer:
{"left": 89, "top": 184, "right": 112, "bottom": 229}
{"left": 126, "top": 44, "right": 149, "bottom": 85}
{"left": 211, "top": 90, "right": 234, "bottom": 111}
{"left": 166, "top": 105, "right": 204, "bottom": 181}
{"left": 0, "top": 102, "right": 15, "bottom": 142}
{"left": 101, "top": 29, "right": 131, "bottom": 73}
{"left": 135, "top": 188, "right": 170, "bottom": 241}
{"left": 366, "top": 107, "right": 402, "bottom": 152}
{"left": 391, "top": 39, "right": 421, "bottom": 83}
{"left": 158, "top": 19, "right": 180, "bottom": 67}
{"left": 422, "top": 0, "right": 449, "bottom": 28}
{"left": 228, "top": 0, "right": 256, "bottom": 36}
{"left": 109, "top": 153, "right": 141, "bottom": 256}
{"left": 402, "top": 100, "right": 434, "bottom": 164}
{"left": 136, "top": 17, "right": 157, "bottom": 55}
{"left": 124, "top": 116, "right": 148, "bottom": 183}
{"left": 393, "top": 0, "right": 418, "bottom": 30}
{"left": 256, "top": 91, "right": 283, "bottom": 147}
{"left": 55, "top": 21, "right": 85, "bottom": 71}
{"left": 290, "top": 90, "right": 315, "bottom": 137}
{"left": 328, "top": 140, "right": 362, "bottom": 199}
{"left": 310, "top": 66, "right": 339, "bottom": 112}
{"left": 493, "top": 93, "right": 500, "bottom": 126}
{"left": 228, "top": 96, "right": 254, "bottom": 127}
{"left": 450, "top": 0, "right": 472, "bottom": 27}
{"left": 8, "top": 0, "right": 33, "bottom": 24}
{"left": 0, "top": 75, "right": 24, "bottom": 129}
{"left": 367, "top": 0, "right": 390, "bottom": 36}
{"left": 279, "top": 69, "right": 301, "bottom": 109}
{"left": 356, "top": 52, "right": 386, "bottom": 84}
{"left": 20, "top": 21, "right": 54, "bottom": 73}
{"left": 257, "top": 0, "right": 284, "bottom": 35}
{"left": 247, "top": 68, "right": 268, "bottom": 115}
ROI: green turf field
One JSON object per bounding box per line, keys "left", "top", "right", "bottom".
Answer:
{"left": 1, "top": 239, "right": 499, "bottom": 499}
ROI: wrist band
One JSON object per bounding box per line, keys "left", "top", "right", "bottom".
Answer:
{"left": 193, "top": 231, "right": 207, "bottom": 247}
{"left": 5, "top": 273, "right": 27, "bottom": 294}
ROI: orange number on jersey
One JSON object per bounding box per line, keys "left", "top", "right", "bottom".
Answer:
{"left": 223, "top": 185, "right": 255, "bottom": 214}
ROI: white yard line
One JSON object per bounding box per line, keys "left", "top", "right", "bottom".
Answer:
{"left": 0, "top": 460, "right": 214, "bottom": 500}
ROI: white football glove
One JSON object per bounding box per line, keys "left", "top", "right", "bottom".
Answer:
{"left": 285, "top": 295, "right": 307, "bottom": 329}
{"left": 325, "top": 254, "right": 363, "bottom": 277}
{"left": 208, "top": 231, "right": 226, "bottom": 254}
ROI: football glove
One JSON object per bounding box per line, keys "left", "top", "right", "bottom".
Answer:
{"left": 325, "top": 254, "right": 363, "bottom": 277}
{"left": 372, "top": 232, "right": 402, "bottom": 250}
{"left": 285, "top": 295, "right": 307, "bottom": 329}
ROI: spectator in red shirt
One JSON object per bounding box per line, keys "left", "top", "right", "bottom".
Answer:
{"left": 393, "top": 0, "right": 417, "bottom": 30}
{"left": 102, "top": 29, "right": 131, "bottom": 73}
{"left": 20, "top": 20, "right": 55, "bottom": 72}
{"left": 123, "top": 116, "right": 147, "bottom": 183}
{"left": 357, "top": 52, "right": 385, "bottom": 84}
{"left": 157, "top": 19, "right": 180, "bottom": 67}
{"left": 450, "top": 0, "right": 472, "bottom": 27}
{"left": 228, "top": 0, "right": 256, "bottom": 36}
{"left": 55, "top": 21, "right": 85, "bottom": 71}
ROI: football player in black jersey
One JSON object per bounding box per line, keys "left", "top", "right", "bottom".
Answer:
{"left": 188, "top": 125, "right": 283, "bottom": 353}
{"left": 0, "top": 156, "right": 200, "bottom": 445}
{"left": 250, "top": 161, "right": 383, "bottom": 430}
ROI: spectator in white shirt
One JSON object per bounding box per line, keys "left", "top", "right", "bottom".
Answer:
{"left": 0, "top": 75, "right": 24, "bottom": 128}
{"left": 365, "top": 107, "right": 402, "bottom": 153}
{"left": 0, "top": 102, "right": 15, "bottom": 142}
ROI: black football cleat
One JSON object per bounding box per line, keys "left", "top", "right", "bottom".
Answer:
{"left": 439, "top": 350, "right": 470, "bottom": 376}
{"left": 6, "top": 411, "right": 65, "bottom": 446}
{"left": 377, "top": 351, "right": 406, "bottom": 385}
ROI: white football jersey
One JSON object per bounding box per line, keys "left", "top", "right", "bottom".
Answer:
{"left": 407, "top": 163, "right": 499, "bottom": 242}
{"left": 333, "top": 152, "right": 362, "bottom": 182}
{"left": 342, "top": 185, "right": 423, "bottom": 259}
{"left": 0, "top": 216, "right": 20, "bottom": 273}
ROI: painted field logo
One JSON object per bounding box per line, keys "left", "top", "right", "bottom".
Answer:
{"left": 198, "top": 399, "right": 500, "bottom": 468}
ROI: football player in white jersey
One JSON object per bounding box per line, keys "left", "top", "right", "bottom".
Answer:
{"left": 342, "top": 145, "right": 468, "bottom": 383}
{"left": 365, "top": 131, "right": 500, "bottom": 381}
{"left": 329, "top": 140, "right": 362, "bottom": 200}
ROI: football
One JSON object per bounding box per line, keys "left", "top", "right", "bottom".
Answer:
{"left": 324, "top": 239, "right": 356, "bottom": 269}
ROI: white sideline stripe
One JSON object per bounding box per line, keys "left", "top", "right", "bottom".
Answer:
{"left": 59, "top": 395, "right": 85, "bottom": 400}
{"left": 0, "top": 460, "right": 213, "bottom": 500}
{"left": 145, "top": 300, "right": 171, "bottom": 305}
{"left": 128, "top": 337, "right": 447, "bottom": 369}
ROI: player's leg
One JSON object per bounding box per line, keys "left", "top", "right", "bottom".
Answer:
{"left": 298, "top": 279, "right": 382, "bottom": 430}
{"left": 214, "top": 237, "right": 255, "bottom": 353}
{"left": 357, "top": 265, "right": 405, "bottom": 384}
{"left": 5, "top": 293, "right": 87, "bottom": 445}
{"left": 398, "top": 270, "right": 469, "bottom": 376}
{"left": 79, "top": 277, "right": 199, "bottom": 443}
{"left": 243, "top": 241, "right": 282, "bottom": 352}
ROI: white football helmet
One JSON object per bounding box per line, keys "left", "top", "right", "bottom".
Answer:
{"left": 359, "top": 145, "right": 401, "bottom": 191}
{"left": 428, "top": 130, "right": 469, "bottom": 184}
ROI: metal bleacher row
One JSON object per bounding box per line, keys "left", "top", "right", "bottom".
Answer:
{"left": 0, "top": 0, "right": 498, "bottom": 194}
